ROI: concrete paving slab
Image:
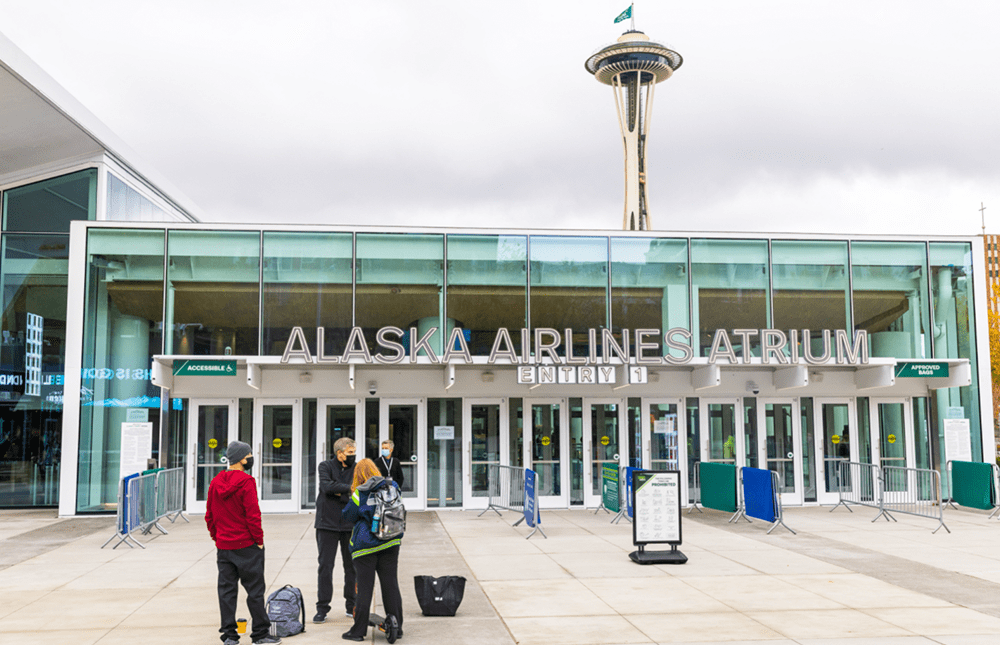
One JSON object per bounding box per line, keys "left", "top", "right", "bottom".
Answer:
{"left": 505, "top": 614, "right": 654, "bottom": 645}
{"left": 480, "top": 579, "right": 616, "bottom": 617}
{"left": 861, "top": 607, "right": 1000, "bottom": 635}
{"left": 580, "top": 577, "right": 731, "bottom": 614}
{"left": 777, "top": 573, "right": 953, "bottom": 609}
{"left": 0, "top": 628, "right": 109, "bottom": 644}
{"left": 745, "top": 608, "right": 912, "bottom": 640}
{"left": 682, "top": 575, "right": 846, "bottom": 612}
{"left": 625, "top": 612, "right": 783, "bottom": 642}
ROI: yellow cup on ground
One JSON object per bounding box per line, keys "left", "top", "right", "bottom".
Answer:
{"left": 237, "top": 619, "right": 247, "bottom": 634}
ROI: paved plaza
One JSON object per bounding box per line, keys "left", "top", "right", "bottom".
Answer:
{"left": 1, "top": 504, "right": 999, "bottom": 645}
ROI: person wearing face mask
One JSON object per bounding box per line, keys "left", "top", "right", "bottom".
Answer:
{"left": 313, "top": 437, "right": 358, "bottom": 623}
{"left": 205, "top": 441, "right": 280, "bottom": 645}
{"left": 375, "top": 440, "right": 404, "bottom": 488}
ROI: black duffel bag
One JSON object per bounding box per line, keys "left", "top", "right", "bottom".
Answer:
{"left": 413, "top": 575, "right": 466, "bottom": 616}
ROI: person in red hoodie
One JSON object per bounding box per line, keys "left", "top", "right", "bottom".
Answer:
{"left": 205, "top": 441, "right": 281, "bottom": 645}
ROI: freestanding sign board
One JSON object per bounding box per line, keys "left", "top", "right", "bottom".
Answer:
{"left": 629, "top": 470, "right": 687, "bottom": 565}
{"left": 514, "top": 468, "right": 546, "bottom": 539}
{"left": 601, "top": 464, "right": 620, "bottom": 513}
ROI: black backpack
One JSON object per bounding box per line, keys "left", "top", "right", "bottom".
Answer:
{"left": 372, "top": 483, "right": 406, "bottom": 540}
{"left": 266, "top": 585, "right": 306, "bottom": 637}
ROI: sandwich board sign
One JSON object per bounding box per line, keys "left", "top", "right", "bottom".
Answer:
{"left": 629, "top": 470, "right": 686, "bottom": 565}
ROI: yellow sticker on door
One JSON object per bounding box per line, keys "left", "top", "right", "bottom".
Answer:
{"left": 600, "top": 436, "right": 610, "bottom": 446}
{"left": 831, "top": 435, "right": 841, "bottom": 445}
{"left": 272, "top": 438, "right": 282, "bottom": 449}
{"left": 208, "top": 438, "right": 218, "bottom": 449}
{"left": 541, "top": 436, "right": 551, "bottom": 446}
{"left": 887, "top": 434, "right": 896, "bottom": 444}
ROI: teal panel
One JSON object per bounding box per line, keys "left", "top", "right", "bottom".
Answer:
{"left": 700, "top": 462, "right": 737, "bottom": 513}
{"left": 951, "top": 461, "right": 995, "bottom": 510}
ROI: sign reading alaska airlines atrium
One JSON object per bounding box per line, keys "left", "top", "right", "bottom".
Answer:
{"left": 280, "top": 326, "right": 870, "bottom": 384}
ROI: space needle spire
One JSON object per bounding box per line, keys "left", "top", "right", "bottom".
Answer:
{"left": 585, "top": 12, "right": 682, "bottom": 230}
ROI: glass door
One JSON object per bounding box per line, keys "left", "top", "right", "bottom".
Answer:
{"left": 525, "top": 399, "right": 568, "bottom": 507}
{"left": 699, "top": 399, "right": 744, "bottom": 466}
{"left": 871, "top": 398, "right": 915, "bottom": 501}
{"left": 254, "top": 399, "right": 302, "bottom": 513}
{"left": 316, "top": 399, "right": 363, "bottom": 464}
{"left": 814, "top": 398, "right": 857, "bottom": 505}
{"left": 463, "top": 399, "right": 507, "bottom": 510}
{"left": 582, "top": 399, "right": 627, "bottom": 508}
{"left": 380, "top": 399, "right": 426, "bottom": 511}
{"left": 758, "top": 399, "right": 803, "bottom": 506}
{"left": 187, "top": 399, "right": 237, "bottom": 514}
{"left": 642, "top": 398, "right": 687, "bottom": 505}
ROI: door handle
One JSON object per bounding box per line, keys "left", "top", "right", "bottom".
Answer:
{"left": 191, "top": 445, "right": 196, "bottom": 487}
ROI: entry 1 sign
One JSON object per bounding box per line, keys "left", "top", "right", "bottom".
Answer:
{"left": 173, "top": 360, "right": 237, "bottom": 376}
{"left": 629, "top": 470, "right": 687, "bottom": 565}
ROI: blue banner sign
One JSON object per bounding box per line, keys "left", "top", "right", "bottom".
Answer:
{"left": 524, "top": 468, "right": 540, "bottom": 528}
{"left": 624, "top": 467, "right": 639, "bottom": 519}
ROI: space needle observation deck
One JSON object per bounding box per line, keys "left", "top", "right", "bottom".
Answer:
{"left": 585, "top": 30, "right": 682, "bottom": 230}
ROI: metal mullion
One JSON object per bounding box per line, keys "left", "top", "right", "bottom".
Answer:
{"left": 525, "top": 235, "right": 531, "bottom": 356}
{"left": 442, "top": 234, "right": 448, "bottom": 356}
{"left": 351, "top": 233, "right": 357, "bottom": 328}
{"left": 257, "top": 231, "right": 264, "bottom": 356}
{"left": 606, "top": 236, "right": 612, "bottom": 333}
{"left": 925, "top": 241, "right": 935, "bottom": 359}
{"left": 766, "top": 239, "right": 774, "bottom": 329}
{"left": 846, "top": 240, "right": 855, "bottom": 333}
{"left": 687, "top": 237, "right": 694, "bottom": 355}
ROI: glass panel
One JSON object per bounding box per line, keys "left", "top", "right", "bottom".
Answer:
{"left": 262, "top": 232, "right": 353, "bottom": 357}
{"left": 878, "top": 403, "right": 907, "bottom": 492}
{"left": 325, "top": 406, "right": 356, "bottom": 461}
{"left": 356, "top": 234, "right": 443, "bottom": 355}
{"left": 165, "top": 399, "right": 188, "bottom": 471}
{"left": 570, "top": 398, "right": 583, "bottom": 505}
{"left": 627, "top": 397, "right": 641, "bottom": 468}
{"left": 470, "top": 404, "right": 500, "bottom": 497}
{"left": 446, "top": 235, "right": 526, "bottom": 355}
{"left": 388, "top": 405, "right": 417, "bottom": 498}
{"left": 743, "top": 398, "right": 758, "bottom": 468}
{"left": 261, "top": 405, "right": 293, "bottom": 501}
{"left": 427, "top": 398, "right": 462, "bottom": 508}
{"left": 691, "top": 239, "right": 769, "bottom": 356}
{"left": 801, "top": 397, "right": 816, "bottom": 502}
{"left": 238, "top": 399, "right": 253, "bottom": 446}
{"left": 772, "top": 241, "right": 850, "bottom": 344}
{"left": 3, "top": 169, "right": 97, "bottom": 232}
{"left": 531, "top": 403, "right": 560, "bottom": 496}
{"left": 508, "top": 398, "right": 523, "bottom": 468}
{"left": 851, "top": 242, "right": 930, "bottom": 359}
{"left": 165, "top": 230, "right": 259, "bottom": 356}
{"left": 822, "top": 403, "right": 851, "bottom": 493}
{"left": 365, "top": 399, "right": 379, "bottom": 461}
{"left": 590, "top": 403, "right": 620, "bottom": 495}
{"left": 196, "top": 405, "right": 229, "bottom": 501}
{"left": 856, "top": 398, "right": 872, "bottom": 464}
{"left": 649, "top": 403, "right": 679, "bottom": 470}
{"left": 686, "top": 398, "right": 699, "bottom": 502}
{"left": 765, "top": 403, "right": 795, "bottom": 493}
{"left": 610, "top": 238, "right": 689, "bottom": 358}
{"left": 530, "top": 237, "right": 608, "bottom": 352}
{"left": 107, "top": 173, "right": 170, "bottom": 222}
{"left": 706, "top": 403, "right": 736, "bottom": 463}
{"left": 302, "top": 399, "right": 317, "bottom": 509}
{"left": 929, "top": 243, "right": 981, "bottom": 466}
{"left": 78, "top": 229, "right": 165, "bottom": 512}
{"left": 0, "top": 235, "right": 69, "bottom": 507}
{"left": 913, "top": 397, "right": 933, "bottom": 499}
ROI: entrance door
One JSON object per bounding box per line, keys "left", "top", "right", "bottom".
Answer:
{"left": 380, "top": 399, "right": 426, "bottom": 511}
{"left": 758, "top": 399, "right": 803, "bottom": 506}
{"left": 187, "top": 399, "right": 237, "bottom": 514}
{"left": 316, "top": 399, "right": 364, "bottom": 464}
{"left": 582, "top": 399, "right": 627, "bottom": 508}
{"left": 871, "top": 398, "right": 915, "bottom": 501}
{"left": 642, "top": 398, "right": 687, "bottom": 504}
{"left": 814, "top": 398, "right": 857, "bottom": 505}
{"left": 525, "top": 399, "right": 569, "bottom": 507}
{"left": 254, "top": 399, "right": 302, "bottom": 513}
{"left": 463, "top": 399, "right": 507, "bottom": 510}
{"left": 699, "top": 399, "right": 744, "bottom": 467}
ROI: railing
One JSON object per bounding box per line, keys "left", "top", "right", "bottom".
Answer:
{"left": 477, "top": 464, "right": 526, "bottom": 518}
{"left": 101, "top": 467, "right": 188, "bottom": 549}
{"left": 687, "top": 462, "right": 703, "bottom": 514}
{"left": 830, "top": 460, "right": 949, "bottom": 534}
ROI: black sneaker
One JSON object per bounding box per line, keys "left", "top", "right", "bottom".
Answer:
{"left": 223, "top": 640, "right": 240, "bottom": 645}
{"left": 252, "top": 637, "right": 282, "bottom": 644}
{"left": 313, "top": 612, "right": 327, "bottom": 623}
{"left": 341, "top": 633, "right": 364, "bottom": 642}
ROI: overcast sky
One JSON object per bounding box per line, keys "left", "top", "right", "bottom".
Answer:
{"left": 2, "top": 1, "right": 997, "bottom": 235}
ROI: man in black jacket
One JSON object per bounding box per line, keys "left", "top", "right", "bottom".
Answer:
{"left": 314, "top": 437, "right": 356, "bottom": 623}
{"left": 375, "top": 439, "right": 405, "bottom": 488}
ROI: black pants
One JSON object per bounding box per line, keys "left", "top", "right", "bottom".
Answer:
{"left": 217, "top": 545, "right": 270, "bottom": 642}
{"left": 345, "top": 545, "right": 403, "bottom": 638}
{"left": 316, "top": 529, "right": 356, "bottom": 615}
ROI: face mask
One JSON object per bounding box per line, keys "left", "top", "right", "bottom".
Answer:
{"left": 344, "top": 454, "right": 356, "bottom": 467}
{"left": 381, "top": 449, "right": 390, "bottom": 458}
{"left": 243, "top": 456, "right": 254, "bottom": 471}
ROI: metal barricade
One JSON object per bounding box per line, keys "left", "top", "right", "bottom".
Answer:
{"left": 478, "top": 464, "right": 526, "bottom": 518}
{"left": 101, "top": 467, "right": 188, "bottom": 548}
{"left": 687, "top": 462, "right": 703, "bottom": 514}
{"left": 102, "top": 475, "right": 145, "bottom": 549}
{"left": 156, "top": 467, "right": 189, "bottom": 524}
{"left": 878, "top": 465, "right": 949, "bottom": 533}
{"left": 829, "top": 461, "right": 881, "bottom": 513}
{"left": 992, "top": 464, "right": 1000, "bottom": 520}
{"left": 611, "top": 466, "right": 632, "bottom": 524}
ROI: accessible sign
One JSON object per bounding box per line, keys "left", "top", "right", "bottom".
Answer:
{"left": 174, "top": 360, "right": 237, "bottom": 376}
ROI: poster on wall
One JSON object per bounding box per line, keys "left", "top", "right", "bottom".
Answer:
{"left": 629, "top": 470, "right": 687, "bottom": 565}
{"left": 943, "top": 418, "right": 972, "bottom": 463}
{"left": 120, "top": 422, "right": 153, "bottom": 479}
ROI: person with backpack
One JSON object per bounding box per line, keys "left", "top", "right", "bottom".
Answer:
{"left": 341, "top": 458, "right": 404, "bottom": 641}
{"left": 313, "top": 437, "right": 357, "bottom": 623}
{"left": 205, "top": 441, "right": 281, "bottom": 645}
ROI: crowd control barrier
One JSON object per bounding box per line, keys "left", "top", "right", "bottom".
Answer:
{"left": 611, "top": 466, "right": 634, "bottom": 525}
{"left": 478, "top": 464, "right": 526, "bottom": 519}
{"left": 830, "top": 461, "right": 949, "bottom": 533}
{"left": 687, "top": 463, "right": 703, "bottom": 514}
{"left": 946, "top": 461, "right": 1000, "bottom": 518}
{"left": 699, "top": 462, "right": 740, "bottom": 520}
{"left": 732, "top": 467, "right": 795, "bottom": 534}
{"left": 512, "top": 467, "right": 546, "bottom": 539}
{"left": 101, "top": 467, "right": 188, "bottom": 549}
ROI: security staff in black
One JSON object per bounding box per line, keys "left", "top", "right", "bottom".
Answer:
{"left": 313, "top": 437, "right": 357, "bottom": 623}
{"left": 375, "top": 439, "right": 404, "bottom": 488}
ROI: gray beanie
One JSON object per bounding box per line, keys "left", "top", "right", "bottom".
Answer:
{"left": 226, "top": 441, "right": 252, "bottom": 465}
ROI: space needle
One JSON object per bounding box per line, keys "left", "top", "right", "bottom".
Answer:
{"left": 585, "top": 10, "right": 682, "bottom": 230}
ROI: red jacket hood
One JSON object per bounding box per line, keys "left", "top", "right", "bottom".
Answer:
{"left": 212, "top": 469, "right": 255, "bottom": 499}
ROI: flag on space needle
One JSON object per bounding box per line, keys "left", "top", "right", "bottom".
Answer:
{"left": 614, "top": 5, "right": 633, "bottom": 24}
